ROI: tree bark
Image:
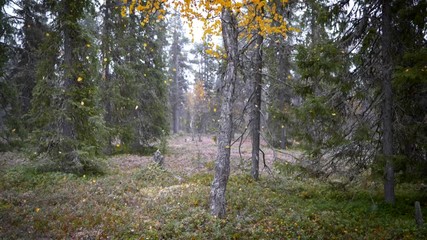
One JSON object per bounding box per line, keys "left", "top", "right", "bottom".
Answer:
{"left": 210, "top": 6, "right": 238, "bottom": 218}
{"left": 171, "top": 30, "right": 180, "bottom": 134}
{"left": 415, "top": 201, "right": 424, "bottom": 227}
{"left": 381, "top": 0, "right": 395, "bottom": 204}
{"left": 102, "top": 0, "right": 113, "bottom": 151}
{"left": 62, "top": 1, "right": 76, "bottom": 145}
{"left": 251, "top": 32, "right": 263, "bottom": 181}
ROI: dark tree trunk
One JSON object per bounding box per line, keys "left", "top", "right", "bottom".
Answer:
{"left": 173, "top": 104, "right": 179, "bottom": 134}
{"left": 171, "top": 30, "right": 180, "bottom": 134}
{"left": 103, "top": 0, "right": 111, "bottom": 110}
{"left": 251, "top": 32, "right": 263, "bottom": 181}
{"left": 102, "top": 0, "right": 113, "bottom": 150}
{"left": 381, "top": 0, "right": 395, "bottom": 204}
{"left": 281, "top": 127, "right": 286, "bottom": 150}
{"left": 210, "top": 7, "right": 238, "bottom": 219}
{"left": 62, "top": 6, "right": 76, "bottom": 145}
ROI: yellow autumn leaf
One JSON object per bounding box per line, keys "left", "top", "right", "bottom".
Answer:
{"left": 77, "top": 76, "right": 83, "bottom": 82}
{"left": 80, "top": 101, "right": 84, "bottom": 106}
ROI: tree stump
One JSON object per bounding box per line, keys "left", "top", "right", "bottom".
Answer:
{"left": 415, "top": 201, "right": 424, "bottom": 227}
{"left": 153, "top": 149, "right": 164, "bottom": 166}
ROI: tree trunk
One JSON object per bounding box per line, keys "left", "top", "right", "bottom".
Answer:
{"left": 210, "top": 7, "right": 238, "bottom": 219}
{"left": 381, "top": 0, "right": 395, "bottom": 204}
{"left": 102, "top": 0, "right": 113, "bottom": 151}
{"left": 251, "top": 32, "right": 263, "bottom": 181}
{"left": 62, "top": 5, "right": 76, "bottom": 144}
{"left": 173, "top": 104, "right": 179, "bottom": 134}
{"left": 171, "top": 30, "right": 180, "bottom": 134}
{"left": 281, "top": 127, "right": 286, "bottom": 150}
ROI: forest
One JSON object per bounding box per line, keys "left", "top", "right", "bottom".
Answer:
{"left": 1, "top": 0, "right": 426, "bottom": 239}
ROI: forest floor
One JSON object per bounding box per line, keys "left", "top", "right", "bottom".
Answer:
{"left": 1, "top": 134, "right": 426, "bottom": 239}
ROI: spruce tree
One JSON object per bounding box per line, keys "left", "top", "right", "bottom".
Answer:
{"left": 29, "top": 0, "right": 104, "bottom": 173}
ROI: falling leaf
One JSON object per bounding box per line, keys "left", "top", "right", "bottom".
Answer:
{"left": 77, "top": 76, "right": 83, "bottom": 82}
{"left": 135, "top": 105, "right": 139, "bottom": 110}
{"left": 173, "top": 68, "right": 176, "bottom": 72}
{"left": 104, "top": 58, "right": 108, "bottom": 62}
{"left": 86, "top": 44, "right": 91, "bottom": 48}
{"left": 45, "top": 33, "right": 50, "bottom": 37}
{"left": 116, "top": 144, "right": 120, "bottom": 148}
{"left": 213, "top": 108, "right": 217, "bottom": 112}
{"left": 11, "top": 129, "right": 16, "bottom": 132}
{"left": 332, "top": 113, "right": 336, "bottom": 116}
{"left": 35, "top": 208, "right": 40, "bottom": 213}
{"left": 86, "top": 56, "right": 90, "bottom": 60}
{"left": 143, "top": 43, "right": 147, "bottom": 47}
{"left": 80, "top": 101, "right": 84, "bottom": 106}
{"left": 281, "top": 125, "right": 284, "bottom": 129}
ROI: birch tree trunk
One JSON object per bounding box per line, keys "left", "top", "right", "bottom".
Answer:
{"left": 210, "top": 7, "right": 238, "bottom": 218}
{"left": 251, "top": 32, "right": 263, "bottom": 181}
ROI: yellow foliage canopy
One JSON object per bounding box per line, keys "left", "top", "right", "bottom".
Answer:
{"left": 121, "top": 0, "right": 294, "bottom": 58}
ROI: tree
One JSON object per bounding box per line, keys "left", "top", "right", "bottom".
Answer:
{"left": 381, "top": 0, "right": 395, "bottom": 204}
{"left": 289, "top": 0, "right": 426, "bottom": 203}
{"left": 265, "top": 0, "right": 300, "bottom": 150}
{"left": 168, "top": 14, "right": 189, "bottom": 134}
{"left": 29, "top": 0, "right": 105, "bottom": 173}
{"left": 0, "top": 0, "right": 48, "bottom": 147}
{"left": 209, "top": 6, "right": 239, "bottom": 218}
{"left": 189, "top": 42, "right": 221, "bottom": 138}
{"left": 250, "top": 12, "right": 264, "bottom": 181}
{"left": 173, "top": 0, "right": 290, "bottom": 217}
{"left": 106, "top": 0, "right": 169, "bottom": 153}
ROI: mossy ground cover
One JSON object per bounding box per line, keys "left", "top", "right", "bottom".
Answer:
{"left": 1, "top": 136, "right": 426, "bottom": 239}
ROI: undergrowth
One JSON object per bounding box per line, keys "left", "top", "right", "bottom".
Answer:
{"left": 0, "top": 157, "right": 426, "bottom": 239}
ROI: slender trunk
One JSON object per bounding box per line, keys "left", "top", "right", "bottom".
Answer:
{"left": 62, "top": 5, "right": 76, "bottom": 145}
{"left": 281, "top": 127, "right": 286, "bottom": 149}
{"left": 102, "top": 0, "right": 113, "bottom": 150}
{"left": 381, "top": 0, "right": 395, "bottom": 204}
{"left": 172, "top": 31, "right": 180, "bottom": 134}
{"left": 210, "top": 6, "right": 238, "bottom": 218}
{"left": 251, "top": 32, "right": 263, "bottom": 181}
{"left": 173, "top": 104, "right": 179, "bottom": 134}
